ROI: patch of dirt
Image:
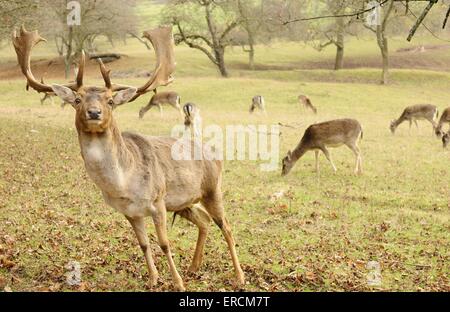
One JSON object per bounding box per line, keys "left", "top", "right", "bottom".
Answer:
{"left": 0, "top": 56, "right": 148, "bottom": 82}
{"left": 232, "top": 45, "right": 450, "bottom": 72}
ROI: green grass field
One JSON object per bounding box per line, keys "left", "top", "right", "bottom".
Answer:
{"left": 0, "top": 24, "right": 449, "bottom": 292}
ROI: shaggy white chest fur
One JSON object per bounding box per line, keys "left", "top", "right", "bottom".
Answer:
{"left": 81, "top": 137, "right": 126, "bottom": 194}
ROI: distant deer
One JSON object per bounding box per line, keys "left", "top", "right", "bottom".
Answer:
{"left": 40, "top": 92, "right": 55, "bottom": 105}
{"left": 139, "top": 90, "right": 182, "bottom": 119}
{"left": 390, "top": 104, "right": 438, "bottom": 135}
{"left": 281, "top": 119, "right": 363, "bottom": 176}
{"left": 435, "top": 107, "right": 450, "bottom": 137}
{"left": 249, "top": 95, "right": 266, "bottom": 114}
{"left": 442, "top": 132, "right": 450, "bottom": 148}
{"left": 183, "top": 103, "right": 202, "bottom": 139}
{"left": 298, "top": 95, "right": 317, "bottom": 114}
{"left": 13, "top": 26, "right": 244, "bottom": 291}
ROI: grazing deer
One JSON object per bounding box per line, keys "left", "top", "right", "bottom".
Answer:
{"left": 298, "top": 95, "right": 317, "bottom": 114}
{"left": 139, "top": 90, "right": 182, "bottom": 119}
{"left": 435, "top": 107, "right": 450, "bottom": 137}
{"left": 281, "top": 119, "right": 363, "bottom": 176}
{"left": 183, "top": 103, "right": 202, "bottom": 139}
{"left": 13, "top": 26, "right": 244, "bottom": 291}
{"left": 390, "top": 104, "right": 438, "bottom": 135}
{"left": 442, "top": 132, "right": 450, "bottom": 148}
{"left": 249, "top": 95, "right": 266, "bottom": 114}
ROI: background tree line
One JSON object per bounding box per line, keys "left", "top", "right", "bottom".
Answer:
{"left": 1, "top": 0, "right": 449, "bottom": 83}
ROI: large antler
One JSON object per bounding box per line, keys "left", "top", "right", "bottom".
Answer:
{"left": 12, "top": 26, "right": 85, "bottom": 93}
{"left": 104, "top": 26, "right": 175, "bottom": 103}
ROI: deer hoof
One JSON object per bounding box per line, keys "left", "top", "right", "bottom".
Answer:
{"left": 147, "top": 273, "right": 159, "bottom": 288}
{"left": 188, "top": 263, "right": 201, "bottom": 273}
{"left": 174, "top": 282, "right": 186, "bottom": 292}
{"left": 234, "top": 270, "right": 246, "bottom": 288}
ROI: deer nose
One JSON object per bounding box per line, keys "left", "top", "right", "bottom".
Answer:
{"left": 87, "top": 109, "right": 102, "bottom": 120}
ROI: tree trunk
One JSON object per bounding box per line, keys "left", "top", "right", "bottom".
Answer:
{"left": 64, "top": 27, "right": 74, "bottom": 79}
{"left": 377, "top": 26, "right": 389, "bottom": 84}
{"left": 248, "top": 47, "right": 255, "bottom": 71}
{"left": 215, "top": 48, "right": 228, "bottom": 77}
{"left": 334, "top": 17, "right": 345, "bottom": 70}
{"left": 377, "top": 0, "right": 394, "bottom": 85}
{"left": 245, "top": 24, "right": 255, "bottom": 70}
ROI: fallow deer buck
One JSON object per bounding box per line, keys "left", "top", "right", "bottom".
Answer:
{"left": 298, "top": 95, "right": 317, "bottom": 114}
{"left": 183, "top": 103, "right": 202, "bottom": 139}
{"left": 281, "top": 119, "right": 363, "bottom": 176}
{"left": 139, "top": 90, "right": 182, "bottom": 119}
{"left": 249, "top": 95, "right": 266, "bottom": 115}
{"left": 435, "top": 107, "right": 450, "bottom": 137}
{"left": 13, "top": 26, "right": 244, "bottom": 291}
{"left": 390, "top": 104, "right": 438, "bottom": 135}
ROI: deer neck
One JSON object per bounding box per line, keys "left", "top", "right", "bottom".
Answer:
{"left": 77, "top": 120, "right": 133, "bottom": 194}
{"left": 291, "top": 143, "right": 308, "bottom": 162}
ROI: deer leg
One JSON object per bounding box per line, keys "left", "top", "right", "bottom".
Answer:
{"left": 139, "top": 103, "right": 153, "bottom": 119}
{"left": 151, "top": 200, "right": 185, "bottom": 291}
{"left": 314, "top": 150, "right": 320, "bottom": 173}
{"left": 158, "top": 104, "right": 163, "bottom": 118}
{"left": 126, "top": 216, "right": 159, "bottom": 288}
{"left": 201, "top": 194, "right": 245, "bottom": 288}
{"left": 320, "top": 146, "right": 337, "bottom": 173}
{"left": 177, "top": 106, "right": 183, "bottom": 119}
{"left": 40, "top": 94, "right": 48, "bottom": 105}
{"left": 176, "top": 206, "right": 211, "bottom": 272}
{"left": 347, "top": 143, "right": 362, "bottom": 175}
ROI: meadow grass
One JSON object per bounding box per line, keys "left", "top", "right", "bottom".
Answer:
{"left": 0, "top": 33, "right": 448, "bottom": 291}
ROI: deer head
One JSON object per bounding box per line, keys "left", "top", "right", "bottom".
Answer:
{"left": 389, "top": 120, "right": 397, "bottom": 134}
{"left": 12, "top": 26, "right": 175, "bottom": 134}
{"left": 281, "top": 150, "right": 294, "bottom": 176}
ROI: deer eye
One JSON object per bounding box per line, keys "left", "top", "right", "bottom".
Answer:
{"left": 108, "top": 99, "right": 114, "bottom": 106}
{"left": 74, "top": 98, "right": 81, "bottom": 105}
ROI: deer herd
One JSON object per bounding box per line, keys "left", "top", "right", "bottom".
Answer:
{"left": 11, "top": 26, "right": 450, "bottom": 291}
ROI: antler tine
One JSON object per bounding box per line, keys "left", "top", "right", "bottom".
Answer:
{"left": 12, "top": 26, "right": 53, "bottom": 93}
{"left": 76, "top": 50, "right": 85, "bottom": 88}
{"left": 97, "top": 58, "right": 112, "bottom": 89}
{"left": 111, "top": 26, "right": 176, "bottom": 102}
{"left": 12, "top": 26, "right": 85, "bottom": 93}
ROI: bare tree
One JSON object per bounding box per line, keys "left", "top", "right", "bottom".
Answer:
{"left": 0, "top": 0, "right": 39, "bottom": 42}
{"left": 1, "top": 1, "right": 135, "bottom": 75}
{"left": 234, "top": 0, "right": 265, "bottom": 70}
{"left": 306, "top": 0, "right": 360, "bottom": 70}
{"left": 163, "top": 0, "right": 241, "bottom": 77}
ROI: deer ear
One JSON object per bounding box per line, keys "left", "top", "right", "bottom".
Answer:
{"left": 51, "top": 84, "right": 77, "bottom": 104}
{"left": 113, "top": 87, "right": 137, "bottom": 106}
